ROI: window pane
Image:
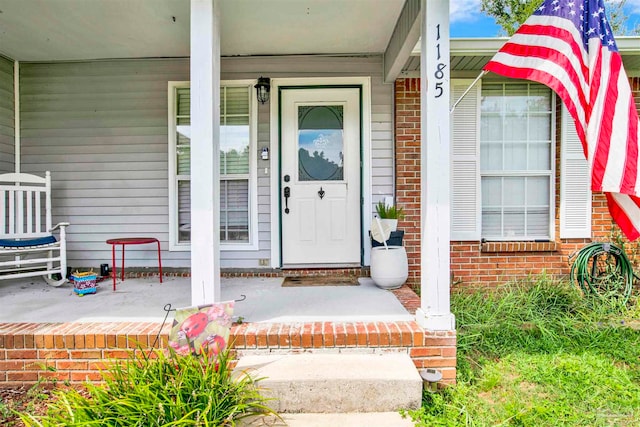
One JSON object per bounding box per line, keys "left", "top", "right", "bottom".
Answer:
{"left": 177, "top": 136, "right": 190, "bottom": 175}
{"left": 529, "top": 114, "right": 551, "bottom": 141}
{"left": 225, "top": 87, "right": 250, "bottom": 116}
{"left": 220, "top": 179, "right": 249, "bottom": 242}
{"left": 482, "top": 209, "right": 502, "bottom": 237}
{"left": 504, "top": 84, "right": 529, "bottom": 114}
{"left": 528, "top": 86, "right": 551, "bottom": 111}
{"left": 504, "top": 209, "right": 525, "bottom": 238}
{"left": 221, "top": 86, "right": 250, "bottom": 177}
{"left": 225, "top": 116, "right": 249, "bottom": 125}
{"left": 504, "top": 177, "right": 525, "bottom": 206}
{"left": 529, "top": 141, "right": 551, "bottom": 170}
{"left": 220, "top": 125, "right": 249, "bottom": 175}
{"left": 504, "top": 142, "right": 527, "bottom": 170}
{"left": 176, "top": 88, "right": 190, "bottom": 116}
{"left": 504, "top": 114, "right": 528, "bottom": 141}
{"left": 481, "top": 177, "right": 502, "bottom": 206}
{"left": 480, "top": 141, "right": 502, "bottom": 171}
{"left": 298, "top": 105, "right": 344, "bottom": 181}
{"left": 527, "top": 209, "right": 549, "bottom": 236}
{"left": 481, "top": 84, "right": 504, "bottom": 112}
{"left": 480, "top": 115, "right": 503, "bottom": 142}
{"left": 178, "top": 180, "right": 191, "bottom": 243}
{"left": 527, "top": 176, "right": 550, "bottom": 206}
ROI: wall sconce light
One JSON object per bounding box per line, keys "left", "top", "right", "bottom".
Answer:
{"left": 255, "top": 77, "right": 271, "bottom": 104}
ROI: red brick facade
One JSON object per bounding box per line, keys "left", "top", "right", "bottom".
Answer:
{"left": 395, "top": 77, "right": 640, "bottom": 288}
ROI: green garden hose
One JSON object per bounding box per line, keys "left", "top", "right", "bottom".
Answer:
{"left": 569, "top": 242, "right": 635, "bottom": 304}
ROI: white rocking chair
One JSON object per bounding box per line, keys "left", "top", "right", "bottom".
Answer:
{"left": 0, "top": 171, "right": 69, "bottom": 286}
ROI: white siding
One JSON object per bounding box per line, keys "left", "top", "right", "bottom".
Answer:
{"left": 20, "top": 59, "right": 189, "bottom": 268}
{"left": 0, "top": 56, "right": 14, "bottom": 174}
{"left": 19, "top": 55, "right": 394, "bottom": 269}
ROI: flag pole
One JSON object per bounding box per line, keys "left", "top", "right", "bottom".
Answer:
{"left": 449, "top": 70, "right": 488, "bottom": 114}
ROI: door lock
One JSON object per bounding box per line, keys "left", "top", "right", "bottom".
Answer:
{"left": 283, "top": 186, "right": 291, "bottom": 214}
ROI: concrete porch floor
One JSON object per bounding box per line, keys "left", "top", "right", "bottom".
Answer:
{"left": 0, "top": 275, "right": 414, "bottom": 323}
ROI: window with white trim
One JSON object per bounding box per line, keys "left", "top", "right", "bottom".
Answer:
{"left": 168, "top": 82, "right": 256, "bottom": 250}
{"left": 480, "top": 82, "right": 554, "bottom": 240}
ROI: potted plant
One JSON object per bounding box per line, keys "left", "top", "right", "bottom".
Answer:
{"left": 370, "top": 201, "right": 408, "bottom": 289}
{"left": 371, "top": 201, "right": 405, "bottom": 247}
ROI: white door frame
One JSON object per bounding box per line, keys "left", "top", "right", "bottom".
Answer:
{"left": 269, "top": 77, "right": 372, "bottom": 268}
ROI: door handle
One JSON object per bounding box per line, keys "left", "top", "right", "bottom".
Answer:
{"left": 283, "top": 186, "right": 291, "bottom": 214}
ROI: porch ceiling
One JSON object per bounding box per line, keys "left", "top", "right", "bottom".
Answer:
{"left": 0, "top": 0, "right": 405, "bottom": 62}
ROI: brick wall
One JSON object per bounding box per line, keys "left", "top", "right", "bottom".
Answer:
{"left": 0, "top": 319, "right": 457, "bottom": 387}
{"left": 395, "top": 79, "right": 423, "bottom": 285}
{"left": 394, "top": 78, "right": 636, "bottom": 288}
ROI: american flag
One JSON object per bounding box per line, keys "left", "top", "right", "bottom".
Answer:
{"left": 484, "top": 0, "right": 640, "bottom": 240}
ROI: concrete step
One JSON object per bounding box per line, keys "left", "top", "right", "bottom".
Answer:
{"left": 241, "top": 412, "right": 416, "bottom": 426}
{"left": 234, "top": 353, "right": 422, "bottom": 413}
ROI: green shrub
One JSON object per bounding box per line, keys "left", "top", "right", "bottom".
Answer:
{"left": 20, "top": 348, "right": 276, "bottom": 426}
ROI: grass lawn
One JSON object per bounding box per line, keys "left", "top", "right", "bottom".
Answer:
{"left": 409, "top": 278, "right": 640, "bottom": 426}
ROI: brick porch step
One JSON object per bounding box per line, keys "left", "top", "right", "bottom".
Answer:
{"left": 234, "top": 353, "right": 422, "bottom": 413}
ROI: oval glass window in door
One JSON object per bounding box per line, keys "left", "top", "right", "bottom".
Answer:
{"left": 297, "top": 105, "right": 344, "bottom": 181}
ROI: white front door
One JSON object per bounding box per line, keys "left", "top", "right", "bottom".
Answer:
{"left": 280, "top": 87, "right": 361, "bottom": 266}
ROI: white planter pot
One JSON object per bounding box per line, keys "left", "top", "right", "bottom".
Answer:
{"left": 370, "top": 246, "right": 408, "bottom": 290}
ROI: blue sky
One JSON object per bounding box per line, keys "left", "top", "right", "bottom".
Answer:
{"left": 449, "top": 0, "right": 640, "bottom": 37}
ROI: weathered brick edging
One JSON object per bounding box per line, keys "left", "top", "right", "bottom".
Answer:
{"left": 0, "top": 320, "right": 456, "bottom": 387}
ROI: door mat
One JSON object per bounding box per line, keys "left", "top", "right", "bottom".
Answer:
{"left": 282, "top": 276, "right": 360, "bottom": 287}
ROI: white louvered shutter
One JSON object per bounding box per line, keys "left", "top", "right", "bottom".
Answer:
{"left": 560, "top": 104, "right": 591, "bottom": 238}
{"left": 450, "top": 79, "right": 481, "bottom": 240}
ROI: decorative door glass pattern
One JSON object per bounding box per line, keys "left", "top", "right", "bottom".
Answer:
{"left": 297, "top": 105, "right": 344, "bottom": 181}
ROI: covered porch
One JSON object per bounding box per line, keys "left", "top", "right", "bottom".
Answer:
{"left": 0, "top": 0, "right": 458, "bottom": 389}
{"left": 0, "top": 0, "right": 454, "bottom": 329}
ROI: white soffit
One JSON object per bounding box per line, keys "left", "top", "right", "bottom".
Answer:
{"left": 0, "top": 0, "right": 405, "bottom": 61}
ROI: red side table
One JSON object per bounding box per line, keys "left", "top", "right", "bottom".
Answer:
{"left": 106, "top": 237, "right": 163, "bottom": 291}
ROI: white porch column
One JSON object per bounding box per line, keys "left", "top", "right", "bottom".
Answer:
{"left": 190, "top": 0, "right": 221, "bottom": 305}
{"left": 415, "top": 0, "right": 455, "bottom": 330}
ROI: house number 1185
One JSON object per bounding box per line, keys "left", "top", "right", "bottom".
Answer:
{"left": 433, "top": 24, "right": 446, "bottom": 98}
